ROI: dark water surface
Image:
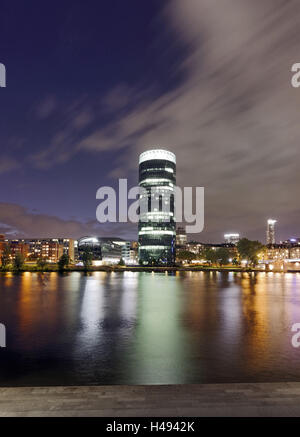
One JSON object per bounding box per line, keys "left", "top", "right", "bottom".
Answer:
{"left": 0, "top": 271, "right": 300, "bottom": 386}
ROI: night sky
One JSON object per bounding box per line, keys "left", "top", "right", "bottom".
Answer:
{"left": 1, "top": 0, "right": 300, "bottom": 243}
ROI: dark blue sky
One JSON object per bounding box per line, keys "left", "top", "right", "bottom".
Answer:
{"left": 0, "top": 0, "right": 180, "bottom": 238}
{"left": 1, "top": 0, "right": 300, "bottom": 242}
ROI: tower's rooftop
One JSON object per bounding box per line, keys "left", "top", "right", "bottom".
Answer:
{"left": 139, "top": 149, "right": 176, "bottom": 164}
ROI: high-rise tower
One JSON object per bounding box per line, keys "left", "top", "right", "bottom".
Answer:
{"left": 138, "top": 149, "right": 176, "bottom": 264}
{"left": 266, "top": 219, "right": 277, "bottom": 245}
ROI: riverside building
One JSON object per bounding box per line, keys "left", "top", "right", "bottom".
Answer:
{"left": 138, "top": 149, "right": 176, "bottom": 264}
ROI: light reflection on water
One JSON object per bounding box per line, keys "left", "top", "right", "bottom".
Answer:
{"left": 0, "top": 271, "right": 300, "bottom": 386}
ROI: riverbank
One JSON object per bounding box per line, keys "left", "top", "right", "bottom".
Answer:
{"left": 0, "top": 265, "right": 298, "bottom": 273}
{"left": 0, "top": 265, "right": 267, "bottom": 273}
{"left": 1, "top": 382, "right": 300, "bottom": 416}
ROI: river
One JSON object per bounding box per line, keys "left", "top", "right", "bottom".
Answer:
{"left": 0, "top": 271, "right": 299, "bottom": 386}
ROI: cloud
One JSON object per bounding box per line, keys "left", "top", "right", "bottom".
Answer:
{"left": 36, "top": 95, "right": 58, "bottom": 119}
{"left": 9, "top": 1, "right": 300, "bottom": 241}
{"left": 0, "top": 156, "right": 19, "bottom": 174}
{"left": 0, "top": 202, "right": 136, "bottom": 240}
{"left": 72, "top": 0, "right": 300, "bottom": 242}
{"left": 31, "top": 98, "right": 95, "bottom": 168}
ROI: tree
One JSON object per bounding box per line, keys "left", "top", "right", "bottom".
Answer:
{"left": 37, "top": 257, "right": 48, "bottom": 270}
{"left": 58, "top": 254, "right": 70, "bottom": 270}
{"left": 215, "top": 247, "right": 230, "bottom": 266}
{"left": 232, "top": 257, "right": 240, "bottom": 266}
{"left": 176, "top": 250, "right": 196, "bottom": 263}
{"left": 81, "top": 249, "right": 93, "bottom": 269}
{"left": 1, "top": 244, "right": 11, "bottom": 269}
{"left": 118, "top": 258, "right": 125, "bottom": 266}
{"left": 237, "top": 238, "right": 265, "bottom": 266}
{"left": 203, "top": 248, "right": 218, "bottom": 265}
{"left": 13, "top": 253, "right": 24, "bottom": 271}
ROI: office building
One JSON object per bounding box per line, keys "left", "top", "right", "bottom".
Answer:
{"left": 267, "top": 219, "right": 277, "bottom": 245}
{"left": 282, "top": 238, "right": 300, "bottom": 245}
{"left": 176, "top": 227, "right": 187, "bottom": 248}
{"left": 138, "top": 149, "right": 176, "bottom": 264}
{"left": 224, "top": 233, "right": 240, "bottom": 245}
{"left": 77, "top": 237, "right": 123, "bottom": 264}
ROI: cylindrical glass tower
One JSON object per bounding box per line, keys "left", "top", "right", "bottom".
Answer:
{"left": 138, "top": 149, "right": 176, "bottom": 265}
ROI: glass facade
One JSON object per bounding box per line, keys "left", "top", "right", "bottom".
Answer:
{"left": 138, "top": 149, "right": 176, "bottom": 265}
{"left": 77, "top": 237, "right": 123, "bottom": 263}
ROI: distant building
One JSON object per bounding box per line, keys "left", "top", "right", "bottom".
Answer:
{"left": 59, "top": 239, "right": 75, "bottom": 261}
{"left": 41, "top": 241, "right": 63, "bottom": 263}
{"left": 179, "top": 241, "right": 237, "bottom": 264}
{"left": 185, "top": 242, "right": 236, "bottom": 258}
{"left": 224, "top": 233, "right": 240, "bottom": 245}
{"left": 129, "top": 248, "right": 138, "bottom": 264}
{"left": 77, "top": 237, "right": 101, "bottom": 261}
{"left": 259, "top": 242, "right": 300, "bottom": 261}
{"left": 28, "top": 238, "right": 74, "bottom": 263}
{"left": 77, "top": 237, "right": 124, "bottom": 265}
{"left": 282, "top": 238, "right": 300, "bottom": 245}
{"left": 9, "top": 240, "right": 29, "bottom": 259}
{"left": 121, "top": 241, "right": 131, "bottom": 263}
{"left": 264, "top": 244, "right": 289, "bottom": 261}
{"left": 186, "top": 242, "right": 204, "bottom": 254}
{"left": 3, "top": 238, "right": 75, "bottom": 263}
{"left": 0, "top": 234, "right": 6, "bottom": 264}
{"left": 129, "top": 241, "right": 139, "bottom": 264}
{"left": 259, "top": 243, "right": 300, "bottom": 271}
{"left": 120, "top": 241, "right": 138, "bottom": 265}
{"left": 266, "top": 219, "right": 277, "bottom": 245}
{"left": 176, "top": 227, "right": 187, "bottom": 248}
{"left": 138, "top": 149, "right": 176, "bottom": 265}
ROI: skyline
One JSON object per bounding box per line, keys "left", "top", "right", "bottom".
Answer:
{"left": 1, "top": 0, "right": 300, "bottom": 242}
{"left": 1, "top": 214, "right": 297, "bottom": 248}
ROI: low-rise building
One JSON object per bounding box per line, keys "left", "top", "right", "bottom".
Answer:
{"left": 260, "top": 243, "right": 300, "bottom": 271}
{"left": 77, "top": 237, "right": 125, "bottom": 265}
{"left": 2, "top": 238, "right": 75, "bottom": 264}
{"left": 9, "top": 240, "right": 29, "bottom": 259}
{"left": 181, "top": 242, "right": 237, "bottom": 263}
{"left": 0, "top": 234, "right": 6, "bottom": 263}
{"left": 185, "top": 242, "right": 204, "bottom": 254}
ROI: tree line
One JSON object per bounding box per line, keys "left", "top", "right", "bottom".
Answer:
{"left": 177, "top": 238, "right": 265, "bottom": 267}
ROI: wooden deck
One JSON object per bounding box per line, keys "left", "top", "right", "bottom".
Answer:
{"left": 1, "top": 382, "right": 300, "bottom": 417}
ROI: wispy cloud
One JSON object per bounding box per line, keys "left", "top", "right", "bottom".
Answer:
{"left": 0, "top": 156, "right": 19, "bottom": 174}
{"left": 36, "top": 95, "right": 58, "bottom": 119}
{"left": 0, "top": 202, "right": 136, "bottom": 239}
